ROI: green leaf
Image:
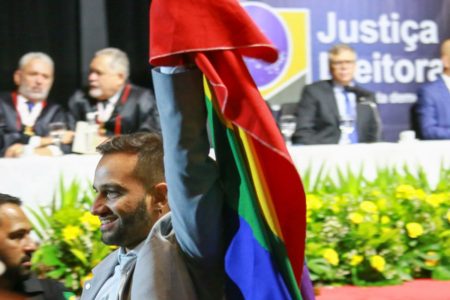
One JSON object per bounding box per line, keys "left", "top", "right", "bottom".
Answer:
{"left": 70, "top": 248, "right": 88, "bottom": 266}
{"left": 432, "top": 266, "right": 450, "bottom": 280}
{"left": 47, "top": 267, "right": 67, "bottom": 279}
{"left": 33, "top": 245, "right": 64, "bottom": 266}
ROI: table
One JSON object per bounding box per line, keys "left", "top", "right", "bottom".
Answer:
{"left": 0, "top": 154, "right": 101, "bottom": 211}
{"left": 1, "top": 140, "right": 450, "bottom": 211}
{"left": 289, "top": 140, "right": 450, "bottom": 190}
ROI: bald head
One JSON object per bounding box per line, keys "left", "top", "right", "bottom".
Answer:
{"left": 441, "top": 39, "right": 450, "bottom": 75}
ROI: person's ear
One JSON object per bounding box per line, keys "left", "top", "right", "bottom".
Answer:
{"left": 117, "top": 72, "right": 126, "bottom": 85}
{"left": 13, "top": 70, "right": 22, "bottom": 86}
{"left": 442, "top": 54, "right": 450, "bottom": 69}
{"left": 151, "top": 182, "right": 169, "bottom": 215}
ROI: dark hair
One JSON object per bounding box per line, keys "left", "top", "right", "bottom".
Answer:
{"left": 96, "top": 133, "right": 165, "bottom": 190}
{"left": 0, "top": 193, "right": 22, "bottom": 206}
{"left": 0, "top": 194, "right": 22, "bottom": 225}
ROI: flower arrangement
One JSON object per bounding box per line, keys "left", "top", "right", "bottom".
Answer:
{"left": 25, "top": 164, "right": 450, "bottom": 292}
{"left": 303, "top": 165, "right": 450, "bottom": 286}
{"left": 27, "top": 179, "right": 113, "bottom": 295}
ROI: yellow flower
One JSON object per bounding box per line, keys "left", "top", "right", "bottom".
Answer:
{"left": 371, "top": 214, "right": 379, "bottom": 223}
{"left": 370, "top": 190, "right": 381, "bottom": 197}
{"left": 331, "top": 203, "right": 341, "bottom": 213}
{"left": 349, "top": 212, "right": 364, "bottom": 224}
{"left": 370, "top": 255, "right": 386, "bottom": 272}
{"left": 381, "top": 216, "right": 391, "bottom": 224}
{"left": 395, "top": 184, "right": 416, "bottom": 199}
{"left": 425, "top": 194, "right": 445, "bottom": 208}
{"left": 80, "top": 211, "right": 101, "bottom": 230}
{"left": 424, "top": 251, "right": 439, "bottom": 267}
{"left": 306, "top": 210, "right": 312, "bottom": 223}
{"left": 406, "top": 222, "right": 424, "bottom": 238}
{"left": 414, "top": 189, "right": 427, "bottom": 200}
{"left": 360, "top": 201, "right": 378, "bottom": 213}
{"left": 323, "top": 248, "right": 339, "bottom": 266}
{"left": 350, "top": 255, "right": 364, "bottom": 266}
{"left": 307, "top": 194, "right": 323, "bottom": 211}
{"left": 376, "top": 198, "right": 388, "bottom": 210}
{"left": 447, "top": 210, "right": 450, "bottom": 222}
{"left": 62, "top": 225, "right": 82, "bottom": 242}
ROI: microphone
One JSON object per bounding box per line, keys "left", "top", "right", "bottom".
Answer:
{"left": 344, "top": 86, "right": 372, "bottom": 100}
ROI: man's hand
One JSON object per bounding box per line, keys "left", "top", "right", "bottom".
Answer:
{"left": 60, "top": 130, "right": 75, "bottom": 144}
{"left": 40, "top": 130, "right": 74, "bottom": 146}
{"left": 4, "top": 143, "right": 24, "bottom": 158}
{"left": 33, "top": 147, "right": 53, "bottom": 156}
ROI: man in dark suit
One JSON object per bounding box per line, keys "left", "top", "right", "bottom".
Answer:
{"left": 68, "top": 48, "right": 160, "bottom": 136}
{"left": 0, "top": 193, "right": 72, "bottom": 299}
{"left": 0, "top": 52, "right": 72, "bottom": 157}
{"left": 415, "top": 39, "right": 450, "bottom": 139}
{"left": 292, "top": 44, "right": 381, "bottom": 145}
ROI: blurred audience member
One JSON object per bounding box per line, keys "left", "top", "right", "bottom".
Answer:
{"left": 292, "top": 44, "right": 381, "bottom": 145}
{"left": 68, "top": 48, "right": 160, "bottom": 137}
{"left": 415, "top": 39, "right": 450, "bottom": 139}
{"left": 0, "top": 52, "right": 72, "bottom": 157}
{"left": 0, "top": 193, "right": 71, "bottom": 299}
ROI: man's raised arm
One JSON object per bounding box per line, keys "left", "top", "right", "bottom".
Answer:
{"left": 152, "top": 67, "right": 225, "bottom": 266}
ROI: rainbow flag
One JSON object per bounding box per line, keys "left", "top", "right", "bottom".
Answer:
{"left": 150, "top": 0, "right": 307, "bottom": 298}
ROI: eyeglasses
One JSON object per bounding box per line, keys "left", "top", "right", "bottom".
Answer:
{"left": 330, "top": 60, "right": 356, "bottom": 67}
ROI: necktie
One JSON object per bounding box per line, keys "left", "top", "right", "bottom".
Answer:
{"left": 26, "top": 101, "right": 35, "bottom": 112}
{"left": 342, "top": 90, "right": 358, "bottom": 143}
{"left": 117, "top": 252, "right": 137, "bottom": 300}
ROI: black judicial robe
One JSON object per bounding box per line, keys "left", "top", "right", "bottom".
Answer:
{"left": 0, "top": 92, "right": 69, "bottom": 156}
{"left": 67, "top": 83, "right": 161, "bottom": 136}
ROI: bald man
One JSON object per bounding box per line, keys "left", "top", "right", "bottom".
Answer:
{"left": 416, "top": 39, "right": 450, "bottom": 139}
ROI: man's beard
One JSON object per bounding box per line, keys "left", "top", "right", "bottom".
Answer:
{"left": 89, "top": 87, "right": 103, "bottom": 99}
{"left": 18, "top": 85, "right": 49, "bottom": 102}
{"left": 101, "top": 199, "right": 152, "bottom": 248}
{"left": 2, "top": 256, "right": 33, "bottom": 292}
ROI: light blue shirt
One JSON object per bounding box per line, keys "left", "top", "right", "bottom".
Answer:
{"left": 94, "top": 242, "right": 144, "bottom": 300}
{"left": 333, "top": 83, "right": 357, "bottom": 119}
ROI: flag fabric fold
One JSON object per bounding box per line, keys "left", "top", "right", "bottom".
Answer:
{"left": 150, "top": 0, "right": 307, "bottom": 299}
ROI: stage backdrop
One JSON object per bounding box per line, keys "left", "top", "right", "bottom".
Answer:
{"left": 242, "top": 0, "right": 450, "bottom": 141}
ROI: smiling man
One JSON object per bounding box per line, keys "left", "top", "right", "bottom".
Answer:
{"left": 92, "top": 133, "right": 167, "bottom": 250}
{"left": 292, "top": 44, "right": 381, "bottom": 145}
{"left": 81, "top": 67, "right": 225, "bottom": 300}
{"left": 0, "top": 193, "right": 70, "bottom": 299}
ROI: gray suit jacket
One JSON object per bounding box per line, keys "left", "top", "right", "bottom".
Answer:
{"left": 292, "top": 80, "right": 381, "bottom": 145}
{"left": 81, "top": 68, "right": 225, "bottom": 300}
{"left": 81, "top": 214, "right": 202, "bottom": 300}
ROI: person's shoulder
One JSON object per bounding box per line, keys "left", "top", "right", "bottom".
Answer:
{"left": 305, "top": 80, "right": 332, "bottom": 91}
{"left": 148, "top": 213, "right": 176, "bottom": 242}
{"left": 0, "top": 91, "right": 13, "bottom": 102}
{"left": 129, "top": 83, "right": 151, "bottom": 93}
{"left": 301, "top": 80, "right": 332, "bottom": 99}
{"left": 354, "top": 84, "right": 375, "bottom": 97}
{"left": 419, "top": 77, "right": 443, "bottom": 91}
{"left": 44, "top": 101, "right": 64, "bottom": 112}
{"left": 24, "top": 276, "right": 71, "bottom": 300}
{"left": 128, "top": 84, "right": 156, "bottom": 105}
{"left": 68, "top": 89, "right": 90, "bottom": 104}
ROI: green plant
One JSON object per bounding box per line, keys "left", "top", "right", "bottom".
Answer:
{"left": 304, "top": 165, "right": 450, "bottom": 286}
{"left": 27, "top": 178, "right": 113, "bottom": 295}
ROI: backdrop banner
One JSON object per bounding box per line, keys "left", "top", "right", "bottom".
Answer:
{"left": 242, "top": 0, "right": 450, "bottom": 141}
